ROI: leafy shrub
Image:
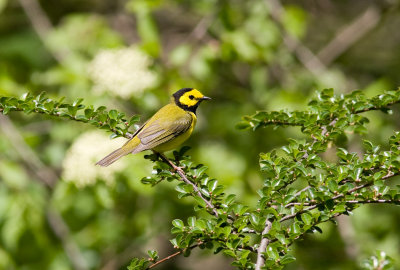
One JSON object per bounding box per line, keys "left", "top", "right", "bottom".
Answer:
{"left": 1, "top": 88, "right": 400, "bottom": 269}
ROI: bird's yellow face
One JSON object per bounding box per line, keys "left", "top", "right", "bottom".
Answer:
{"left": 173, "top": 88, "right": 211, "bottom": 113}
{"left": 179, "top": 89, "right": 206, "bottom": 107}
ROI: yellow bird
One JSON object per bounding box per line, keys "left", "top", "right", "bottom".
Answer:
{"left": 96, "top": 88, "right": 211, "bottom": 167}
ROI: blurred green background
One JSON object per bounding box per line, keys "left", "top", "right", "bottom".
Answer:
{"left": 1, "top": 0, "right": 400, "bottom": 269}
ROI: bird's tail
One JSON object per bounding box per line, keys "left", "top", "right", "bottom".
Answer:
{"left": 96, "top": 147, "right": 130, "bottom": 167}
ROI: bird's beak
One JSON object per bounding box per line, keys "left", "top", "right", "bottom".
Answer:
{"left": 200, "top": 96, "right": 212, "bottom": 101}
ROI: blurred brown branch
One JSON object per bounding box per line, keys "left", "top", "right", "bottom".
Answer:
{"left": 18, "top": 0, "right": 70, "bottom": 62}
{"left": 266, "top": 0, "right": 384, "bottom": 79}
{"left": 18, "top": 0, "right": 52, "bottom": 38}
{"left": 317, "top": 6, "right": 381, "bottom": 65}
{"left": 0, "top": 115, "right": 57, "bottom": 187}
{"left": 266, "top": 0, "right": 327, "bottom": 76}
{"left": 186, "top": 16, "right": 214, "bottom": 42}
{"left": 336, "top": 215, "right": 359, "bottom": 260}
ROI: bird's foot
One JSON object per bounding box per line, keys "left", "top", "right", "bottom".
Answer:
{"left": 170, "top": 163, "right": 184, "bottom": 172}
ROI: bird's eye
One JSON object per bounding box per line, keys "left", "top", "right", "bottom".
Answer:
{"left": 189, "top": 95, "right": 195, "bottom": 100}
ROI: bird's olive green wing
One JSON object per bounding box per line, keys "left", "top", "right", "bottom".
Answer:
{"left": 131, "top": 112, "right": 193, "bottom": 153}
{"left": 122, "top": 119, "right": 149, "bottom": 147}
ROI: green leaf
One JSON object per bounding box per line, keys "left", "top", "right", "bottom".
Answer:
{"left": 283, "top": 195, "right": 295, "bottom": 205}
{"left": 327, "top": 180, "right": 338, "bottom": 192}
{"left": 172, "top": 219, "right": 184, "bottom": 229}
{"left": 236, "top": 121, "right": 251, "bottom": 130}
{"left": 109, "top": 109, "right": 118, "bottom": 120}
{"left": 266, "top": 246, "right": 279, "bottom": 260}
{"left": 373, "top": 171, "right": 385, "bottom": 180}
{"left": 187, "top": 216, "right": 196, "bottom": 228}
{"left": 301, "top": 213, "right": 312, "bottom": 225}
{"left": 223, "top": 249, "right": 236, "bottom": 258}
{"left": 280, "top": 254, "right": 296, "bottom": 265}
{"left": 129, "top": 115, "right": 141, "bottom": 125}
{"left": 207, "top": 179, "right": 218, "bottom": 192}
{"left": 195, "top": 219, "right": 207, "bottom": 230}
{"left": 193, "top": 165, "right": 208, "bottom": 178}
{"left": 225, "top": 194, "right": 236, "bottom": 205}
{"left": 147, "top": 250, "right": 159, "bottom": 260}
{"left": 127, "top": 258, "right": 150, "bottom": 270}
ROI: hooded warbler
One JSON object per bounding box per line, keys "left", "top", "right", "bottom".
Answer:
{"left": 96, "top": 88, "right": 211, "bottom": 166}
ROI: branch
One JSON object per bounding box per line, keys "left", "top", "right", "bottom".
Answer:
{"left": 280, "top": 170, "right": 400, "bottom": 222}
{"left": 0, "top": 93, "right": 136, "bottom": 138}
{"left": 147, "top": 244, "right": 199, "bottom": 269}
{"left": 285, "top": 198, "right": 400, "bottom": 208}
{"left": 260, "top": 120, "right": 305, "bottom": 127}
{"left": 345, "top": 199, "right": 400, "bottom": 205}
{"left": 255, "top": 220, "right": 272, "bottom": 270}
{"left": 242, "top": 88, "right": 400, "bottom": 133}
{"left": 354, "top": 99, "right": 400, "bottom": 114}
{"left": 294, "top": 186, "right": 311, "bottom": 197}
{"left": 1, "top": 106, "right": 131, "bottom": 138}
{"left": 148, "top": 250, "right": 180, "bottom": 269}
{"left": 275, "top": 196, "right": 399, "bottom": 259}
{"left": 185, "top": 15, "right": 214, "bottom": 42}
{"left": 156, "top": 153, "right": 219, "bottom": 217}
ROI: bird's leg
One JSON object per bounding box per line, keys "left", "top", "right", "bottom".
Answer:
{"left": 153, "top": 151, "right": 183, "bottom": 172}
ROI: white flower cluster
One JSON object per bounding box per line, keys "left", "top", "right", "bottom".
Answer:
{"left": 62, "top": 131, "right": 126, "bottom": 187}
{"left": 88, "top": 47, "right": 157, "bottom": 98}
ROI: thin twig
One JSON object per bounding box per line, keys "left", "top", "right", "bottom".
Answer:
{"left": 255, "top": 220, "right": 272, "bottom": 270}
{"left": 156, "top": 152, "right": 219, "bottom": 217}
{"left": 149, "top": 237, "right": 253, "bottom": 270}
{"left": 147, "top": 244, "right": 199, "bottom": 269}
{"left": 285, "top": 201, "right": 312, "bottom": 208}
{"left": 345, "top": 199, "right": 400, "bottom": 204}
{"left": 294, "top": 186, "right": 311, "bottom": 197}
{"left": 260, "top": 119, "right": 305, "bottom": 127}
{"left": 185, "top": 16, "right": 213, "bottom": 42}
{"left": 148, "top": 251, "right": 181, "bottom": 269}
